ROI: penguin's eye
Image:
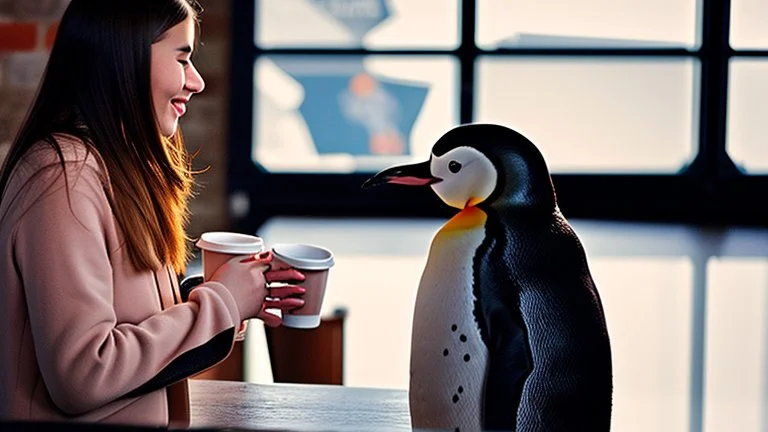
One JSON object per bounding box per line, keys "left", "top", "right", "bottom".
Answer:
{"left": 448, "top": 160, "right": 462, "bottom": 174}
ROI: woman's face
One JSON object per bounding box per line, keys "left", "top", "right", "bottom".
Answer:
{"left": 150, "top": 15, "right": 205, "bottom": 137}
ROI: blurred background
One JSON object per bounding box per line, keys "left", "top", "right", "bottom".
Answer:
{"left": 2, "top": 0, "right": 768, "bottom": 431}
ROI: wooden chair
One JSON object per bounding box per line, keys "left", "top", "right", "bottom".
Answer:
{"left": 193, "top": 308, "right": 347, "bottom": 384}
{"left": 264, "top": 308, "right": 347, "bottom": 385}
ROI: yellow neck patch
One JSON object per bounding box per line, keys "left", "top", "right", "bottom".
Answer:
{"left": 438, "top": 206, "right": 487, "bottom": 235}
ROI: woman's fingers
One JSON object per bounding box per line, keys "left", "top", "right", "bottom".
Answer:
{"left": 240, "top": 250, "right": 273, "bottom": 265}
{"left": 265, "top": 268, "right": 305, "bottom": 284}
{"left": 257, "top": 309, "right": 282, "bottom": 328}
{"left": 269, "top": 285, "right": 305, "bottom": 298}
{"left": 264, "top": 297, "right": 304, "bottom": 310}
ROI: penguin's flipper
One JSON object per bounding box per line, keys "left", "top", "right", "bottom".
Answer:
{"left": 483, "top": 298, "right": 531, "bottom": 431}
{"left": 474, "top": 239, "right": 532, "bottom": 431}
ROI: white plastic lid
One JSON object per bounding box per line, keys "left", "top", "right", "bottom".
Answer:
{"left": 271, "top": 243, "right": 335, "bottom": 270}
{"left": 195, "top": 232, "right": 265, "bottom": 254}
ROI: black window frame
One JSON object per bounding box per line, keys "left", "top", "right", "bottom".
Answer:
{"left": 228, "top": 0, "right": 768, "bottom": 234}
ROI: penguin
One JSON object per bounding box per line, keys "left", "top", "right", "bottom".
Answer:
{"left": 362, "top": 123, "right": 612, "bottom": 432}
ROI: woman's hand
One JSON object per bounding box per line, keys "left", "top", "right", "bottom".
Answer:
{"left": 209, "top": 251, "right": 305, "bottom": 326}
{"left": 257, "top": 266, "right": 307, "bottom": 327}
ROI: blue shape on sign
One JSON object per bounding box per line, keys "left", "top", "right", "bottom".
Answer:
{"left": 272, "top": 57, "right": 429, "bottom": 157}
{"left": 298, "top": 74, "right": 427, "bottom": 156}
{"left": 311, "top": 0, "right": 391, "bottom": 41}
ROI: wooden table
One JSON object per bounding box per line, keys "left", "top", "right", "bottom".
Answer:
{"left": 189, "top": 380, "right": 412, "bottom": 431}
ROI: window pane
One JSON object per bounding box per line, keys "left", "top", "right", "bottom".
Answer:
{"left": 704, "top": 258, "right": 768, "bottom": 432}
{"left": 593, "top": 257, "right": 693, "bottom": 432}
{"left": 255, "top": 0, "right": 460, "bottom": 49}
{"left": 253, "top": 56, "right": 458, "bottom": 173}
{"left": 730, "top": 0, "right": 768, "bottom": 49}
{"left": 477, "top": 0, "right": 700, "bottom": 49}
{"left": 475, "top": 57, "right": 698, "bottom": 173}
{"left": 727, "top": 59, "right": 768, "bottom": 174}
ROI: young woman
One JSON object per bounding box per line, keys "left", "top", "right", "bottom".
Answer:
{"left": 0, "top": 0, "right": 304, "bottom": 426}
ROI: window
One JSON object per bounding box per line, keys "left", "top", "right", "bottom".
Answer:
{"left": 730, "top": 0, "right": 768, "bottom": 49}
{"left": 255, "top": 0, "right": 460, "bottom": 49}
{"left": 704, "top": 258, "right": 768, "bottom": 431}
{"left": 727, "top": 59, "right": 768, "bottom": 173}
{"left": 228, "top": 3, "right": 768, "bottom": 432}
{"left": 230, "top": 0, "right": 767, "bottom": 229}
{"left": 475, "top": 57, "right": 697, "bottom": 173}
{"left": 476, "top": 0, "right": 699, "bottom": 49}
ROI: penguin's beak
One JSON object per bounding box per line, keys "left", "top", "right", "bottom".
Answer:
{"left": 361, "top": 160, "right": 442, "bottom": 189}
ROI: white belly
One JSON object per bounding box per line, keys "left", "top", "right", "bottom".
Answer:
{"left": 409, "top": 221, "right": 489, "bottom": 432}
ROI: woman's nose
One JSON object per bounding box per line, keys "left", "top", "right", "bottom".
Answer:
{"left": 185, "top": 63, "right": 205, "bottom": 94}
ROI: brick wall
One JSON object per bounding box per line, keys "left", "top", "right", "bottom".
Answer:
{"left": 0, "top": 0, "right": 232, "bottom": 237}
{"left": 0, "top": 0, "right": 64, "bottom": 163}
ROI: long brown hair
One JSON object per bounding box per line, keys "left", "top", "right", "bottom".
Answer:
{"left": 0, "top": 0, "right": 204, "bottom": 274}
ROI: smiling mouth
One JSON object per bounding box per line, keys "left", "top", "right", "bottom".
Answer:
{"left": 171, "top": 100, "right": 187, "bottom": 117}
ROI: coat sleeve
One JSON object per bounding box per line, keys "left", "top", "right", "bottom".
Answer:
{"left": 12, "top": 158, "right": 242, "bottom": 415}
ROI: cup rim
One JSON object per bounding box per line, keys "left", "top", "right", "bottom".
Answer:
{"left": 196, "top": 232, "right": 265, "bottom": 254}
{"left": 271, "top": 243, "right": 335, "bottom": 270}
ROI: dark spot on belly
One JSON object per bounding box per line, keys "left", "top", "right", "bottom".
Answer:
{"left": 459, "top": 334, "right": 467, "bottom": 342}
{"left": 443, "top": 349, "right": 449, "bottom": 356}
{"left": 458, "top": 385, "right": 463, "bottom": 393}
{"left": 463, "top": 354, "right": 471, "bottom": 362}
{"left": 451, "top": 324, "right": 457, "bottom": 332}
{"left": 452, "top": 394, "right": 459, "bottom": 403}
{"left": 455, "top": 428, "right": 460, "bottom": 432}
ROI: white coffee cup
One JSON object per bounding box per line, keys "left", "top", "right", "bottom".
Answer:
{"left": 196, "top": 232, "right": 266, "bottom": 280}
{"left": 270, "top": 243, "right": 335, "bottom": 329}
{"left": 196, "top": 232, "right": 266, "bottom": 341}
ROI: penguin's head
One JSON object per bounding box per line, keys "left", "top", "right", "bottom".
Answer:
{"left": 362, "top": 123, "right": 556, "bottom": 211}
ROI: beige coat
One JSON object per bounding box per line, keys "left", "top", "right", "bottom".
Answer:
{"left": 0, "top": 136, "right": 241, "bottom": 427}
